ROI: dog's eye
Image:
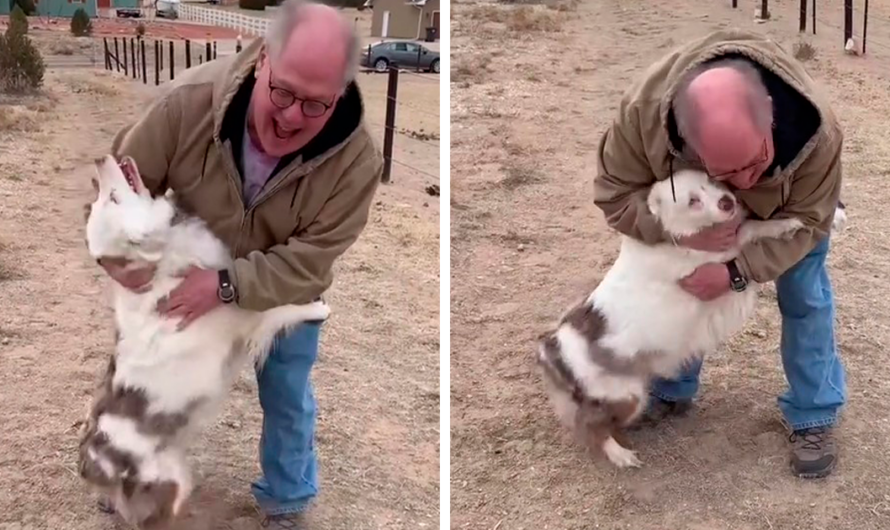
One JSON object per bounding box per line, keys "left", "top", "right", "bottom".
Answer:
{"left": 109, "top": 191, "right": 120, "bottom": 205}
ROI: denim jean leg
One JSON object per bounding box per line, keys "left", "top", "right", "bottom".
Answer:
{"left": 775, "top": 236, "right": 846, "bottom": 431}
{"left": 650, "top": 357, "right": 704, "bottom": 402}
{"left": 251, "top": 322, "right": 322, "bottom": 516}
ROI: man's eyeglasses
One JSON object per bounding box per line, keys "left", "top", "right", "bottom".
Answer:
{"left": 267, "top": 66, "right": 333, "bottom": 119}
{"left": 707, "top": 138, "right": 769, "bottom": 180}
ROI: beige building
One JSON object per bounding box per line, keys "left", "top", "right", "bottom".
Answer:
{"left": 368, "top": 0, "right": 440, "bottom": 41}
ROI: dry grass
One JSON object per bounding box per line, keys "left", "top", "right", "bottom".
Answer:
{"left": 469, "top": 3, "right": 565, "bottom": 31}
{"left": 61, "top": 75, "right": 120, "bottom": 97}
{"left": 794, "top": 39, "right": 817, "bottom": 61}
{"left": 0, "top": 105, "right": 41, "bottom": 133}
{"left": 453, "top": 54, "right": 493, "bottom": 84}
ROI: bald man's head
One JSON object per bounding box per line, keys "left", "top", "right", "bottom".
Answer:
{"left": 672, "top": 58, "right": 775, "bottom": 189}
{"left": 264, "top": 0, "right": 358, "bottom": 88}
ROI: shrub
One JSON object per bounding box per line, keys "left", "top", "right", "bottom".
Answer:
{"left": 71, "top": 7, "right": 92, "bottom": 37}
{"left": 9, "top": 5, "right": 28, "bottom": 35}
{"left": 135, "top": 22, "right": 146, "bottom": 37}
{"left": 238, "top": 0, "right": 266, "bottom": 10}
{"left": 0, "top": 24, "right": 45, "bottom": 93}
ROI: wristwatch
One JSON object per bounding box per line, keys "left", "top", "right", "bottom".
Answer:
{"left": 726, "top": 259, "right": 748, "bottom": 293}
{"left": 218, "top": 269, "right": 236, "bottom": 303}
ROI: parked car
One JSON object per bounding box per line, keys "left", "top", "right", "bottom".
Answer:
{"left": 360, "top": 40, "right": 440, "bottom": 74}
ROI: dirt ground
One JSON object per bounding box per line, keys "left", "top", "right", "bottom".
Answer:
{"left": 451, "top": 1, "right": 890, "bottom": 529}
{"left": 0, "top": 37, "right": 439, "bottom": 530}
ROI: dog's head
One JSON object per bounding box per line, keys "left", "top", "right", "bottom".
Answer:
{"left": 647, "top": 169, "right": 739, "bottom": 238}
{"left": 85, "top": 155, "right": 174, "bottom": 264}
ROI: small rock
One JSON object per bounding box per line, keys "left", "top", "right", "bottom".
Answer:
{"left": 517, "top": 244, "right": 525, "bottom": 252}
{"left": 1, "top": 337, "right": 9, "bottom": 345}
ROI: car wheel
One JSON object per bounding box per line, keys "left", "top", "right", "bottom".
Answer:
{"left": 430, "top": 59, "right": 439, "bottom": 74}
{"left": 374, "top": 58, "right": 389, "bottom": 73}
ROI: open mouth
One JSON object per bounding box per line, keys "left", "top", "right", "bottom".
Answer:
{"left": 119, "top": 159, "right": 139, "bottom": 193}
{"left": 273, "top": 118, "right": 301, "bottom": 140}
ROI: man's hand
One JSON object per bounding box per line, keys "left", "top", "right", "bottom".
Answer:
{"left": 674, "top": 216, "right": 743, "bottom": 252}
{"left": 679, "top": 262, "right": 732, "bottom": 301}
{"left": 157, "top": 266, "right": 222, "bottom": 331}
{"left": 98, "top": 257, "right": 156, "bottom": 293}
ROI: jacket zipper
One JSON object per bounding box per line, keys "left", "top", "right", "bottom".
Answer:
{"left": 217, "top": 138, "right": 247, "bottom": 256}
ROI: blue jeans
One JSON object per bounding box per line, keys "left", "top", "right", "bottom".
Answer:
{"left": 250, "top": 322, "right": 322, "bottom": 516}
{"left": 650, "top": 236, "right": 847, "bottom": 431}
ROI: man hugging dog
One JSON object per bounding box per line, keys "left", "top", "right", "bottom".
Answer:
{"left": 593, "top": 29, "right": 846, "bottom": 479}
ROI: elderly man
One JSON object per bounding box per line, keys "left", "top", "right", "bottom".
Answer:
{"left": 97, "top": 0, "right": 383, "bottom": 525}
{"left": 593, "top": 29, "right": 846, "bottom": 479}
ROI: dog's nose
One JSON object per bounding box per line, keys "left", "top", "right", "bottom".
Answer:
{"left": 718, "top": 194, "right": 735, "bottom": 212}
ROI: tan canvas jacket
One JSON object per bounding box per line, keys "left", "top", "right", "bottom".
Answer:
{"left": 593, "top": 29, "right": 843, "bottom": 283}
{"left": 111, "top": 38, "right": 383, "bottom": 311}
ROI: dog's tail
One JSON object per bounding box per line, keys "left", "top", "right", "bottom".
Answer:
{"left": 245, "top": 300, "right": 331, "bottom": 370}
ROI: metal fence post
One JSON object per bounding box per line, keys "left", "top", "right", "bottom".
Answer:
{"left": 169, "top": 40, "right": 174, "bottom": 80}
{"left": 154, "top": 40, "right": 160, "bottom": 86}
{"left": 141, "top": 39, "right": 147, "bottom": 84}
{"left": 863, "top": 0, "right": 869, "bottom": 54}
{"left": 131, "top": 38, "right": 136, "bottom": 79}
{"left": 122, "top": 38, "right": 128, "bottom": 75}
{"left": 185, "top": 39, "right": 191, "bottom": 69}
{"left": 114, "top": 37, "right": 120, "bottom": 72}
{"left": 381, "top": 65, "right": 399, "bottom": 184}
{"left": 844, "top": 0, "right": 853, "bottom": 46}
{"left": 103, "top": 38, "right": 110, "bottom": 70}
{"left": 799, "top": 0, "right": 807, "bottom": 32}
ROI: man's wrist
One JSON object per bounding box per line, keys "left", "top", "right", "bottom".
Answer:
{"left": 725, "top": 259, "right": 748, "bottom": 292}
{"left": 217, "top": 268, "right": 236, "bottom": 303}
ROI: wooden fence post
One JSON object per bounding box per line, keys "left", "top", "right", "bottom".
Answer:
{"left": 185, "top": 39, "right": 191, "bottom": 69}
{"left": 863, "top": 0, "right": 869, "bottom": 54}
{"left": 114, "top": 37, "right": 120, "bottom": 72}
{"left": 154, "top": 40, "right": 160, "bottom": 86}
{"left": 759, "top": 0, "right": 769, "bottom": 19}
{"left": 103, "top": 38, "right": 110, "bottom": 70}
{"left": 169, "top": 40, "right": 174, "bottom": 80}
{"left": 141, "top": 39, "right": 147, "bottom": 84}
{"left": 381, "top": 65, "right": 399, "bottom": 184}
{"left": 844, "top": 0, "right": 853, "bottom": 47}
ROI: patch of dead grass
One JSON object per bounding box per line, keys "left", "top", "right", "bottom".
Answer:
{"left": 61, "top": 75, "right": 120, "bottom": 97}
{"left": 793, "top": 40, "right": 817, "bottom": 61}
{"left": 0, "top": 106, "right": 41, "bottom": 133}
{"left": 467, "top": 3, "right": 565, "bottom": 31}
{"left": 500, "top": 160, "right": 543, "bottom": 190}
{"left": 453, "top": 54, "right": 493, "bottom": 84}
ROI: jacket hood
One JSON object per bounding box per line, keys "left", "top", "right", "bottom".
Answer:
{"left": 657, "top": 29, "right": 837, "bottom": 189}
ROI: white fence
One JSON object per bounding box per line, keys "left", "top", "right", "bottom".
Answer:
{"left": 176, "top": 4, "right": 271, "bottom": 37}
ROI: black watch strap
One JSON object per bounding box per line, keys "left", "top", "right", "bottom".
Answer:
{"left": 726, "top": 259, "right": 748, "bottom": 292}
{"left": 218, "top": 269, "right": 236, "bottom": 303}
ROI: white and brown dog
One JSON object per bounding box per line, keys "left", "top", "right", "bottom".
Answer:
{"left": 536, "top": 168, "right": 845, "bottom": 468}
{"left": 77, "top": 155, "right": 330, "bottom": 528}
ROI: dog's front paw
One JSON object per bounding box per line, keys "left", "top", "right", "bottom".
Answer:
{"left": 603, "top": 437, "right": 642, "bottom": 468}
{"left": 309, "top": 300, "right": 332, "bottom": 321}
